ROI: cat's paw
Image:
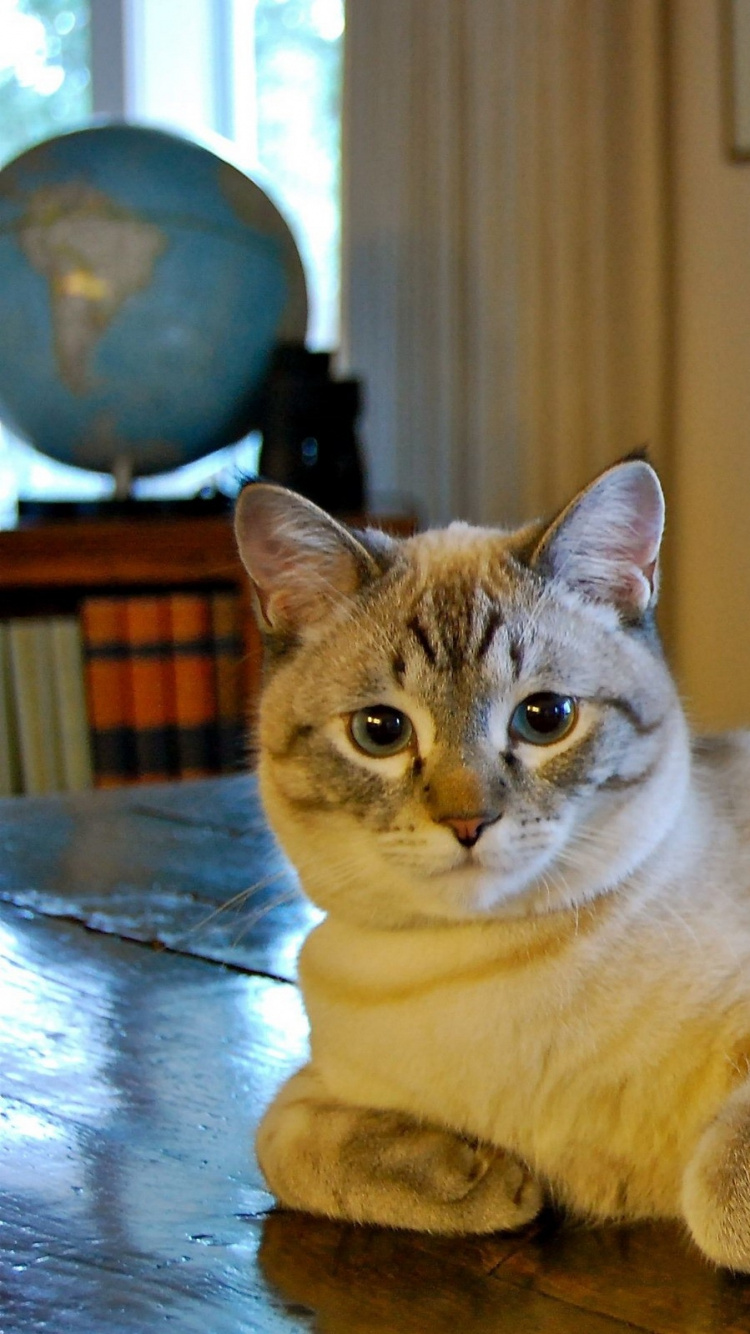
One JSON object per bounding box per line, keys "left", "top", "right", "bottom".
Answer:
{"left": 446, "top": 1141, "right": 544, "bottom": 1234}
{"left": 359, "top": 1113, "right": 543, "bottom": 1232}
{"left": 682, "top": 1087, "right": 750, "bottom": 1271}
{"left": 257, "top": 1067, "right": 543, "bottom": 1235}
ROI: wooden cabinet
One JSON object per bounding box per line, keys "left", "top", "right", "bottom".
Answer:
{"left": 0, "top": 510, "right": 415, "bottom": 716}
{"left": 0, "top": 515, "right": 244, "bottom": 590}
{"left": 0, "top": 515, "right": 264, "bottom": 706}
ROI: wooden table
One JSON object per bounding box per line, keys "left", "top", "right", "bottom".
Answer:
{"left": 3, "top": 776, "right": 750, "bottom": 1332}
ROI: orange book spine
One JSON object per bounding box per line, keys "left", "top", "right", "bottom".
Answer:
{"left": 122, "top": 596, "right": 178, "bottom": 783}
{"left": 167, "top": 592, "right": 219, "bottom": 779}
{"left": 210, "top": 590, "right": 244, "bottom": 772}
{"left": 79, "top": 597, "right": 135, "bottom": 787}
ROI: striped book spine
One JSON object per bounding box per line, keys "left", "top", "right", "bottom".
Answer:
{"left": 210, "top": 590, "right": 245, "bottom": 773}
{"left": 80, "top": 597, "right": 137, "bottom": 787}
{"left": 167, "top": 592, "right": 220, "bottom": 779}
{"left": 122, "top": 596, "right": 178, "bottom": 783}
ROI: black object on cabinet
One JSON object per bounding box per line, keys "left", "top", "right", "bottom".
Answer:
{"left": 258, "top": 344, "right": 365, "bottom": 514}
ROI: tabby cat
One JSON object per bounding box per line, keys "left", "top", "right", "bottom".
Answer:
{"left": 235, "top": 458, "right": 750, "bottom": 1270}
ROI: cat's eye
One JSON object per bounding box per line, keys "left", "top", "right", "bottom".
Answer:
{"left": 349, "top": 706, "right": 414, "bottom": 757}
{"left": 509, "top": 693, "right": 578, "bottom": 746}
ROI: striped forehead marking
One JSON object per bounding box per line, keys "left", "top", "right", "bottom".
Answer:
{"left": 407, "top": 616, "right": 437, "bottom": 664}
{"left": 475, "top": 607, "right": 504, "bottom": 661}
{"left": 404, "top": 586, "right": 514, "bottom": 671}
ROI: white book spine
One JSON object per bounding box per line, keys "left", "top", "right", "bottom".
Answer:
{"left": 0, "top": 623, "right": 21, "bottom": 796}
{"left": 9, "top": 619, "right": 64, "bottom": 795}
{"left": 49, "top": 617, "right": 94, "bottom": 792}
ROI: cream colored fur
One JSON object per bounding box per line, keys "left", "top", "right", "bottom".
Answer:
{"left": 236, "top": 460, "right": 750, "bottom": 1270}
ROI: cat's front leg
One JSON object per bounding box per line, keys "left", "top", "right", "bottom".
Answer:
{"left": 256, "top": 1064, "right": 543, "bottom": 1234}
{"left": 682, "top": 1080, "right": 750, "bottom": 1271}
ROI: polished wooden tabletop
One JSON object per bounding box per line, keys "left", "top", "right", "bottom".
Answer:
{"left": 4, "top": 775, "right": 750, "bottom": 1332}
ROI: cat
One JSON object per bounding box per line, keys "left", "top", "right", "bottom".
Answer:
{"left": 234, "top": 457, "right": 750, "bottom": 1271}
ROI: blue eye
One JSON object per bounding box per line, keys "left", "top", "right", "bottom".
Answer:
{"left": 349, "top": 706, "right": 414, "bottom": 757}
{"left": 510, "top": 693, "right": 578, "bottom": 746}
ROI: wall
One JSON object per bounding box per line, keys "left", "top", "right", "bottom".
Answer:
{"left": 342, "top": 0, "right": 669, "bottom": 530}
{"left": 670, "top": 0, "right": 750, "bottom": 730}
{"left": 342, "top": 0, "right": 750, "bottom": 733}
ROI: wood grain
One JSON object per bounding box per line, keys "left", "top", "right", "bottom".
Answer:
{"left": 0, "top": 775, "right": 316, "bottom": 981}
{"left": 4, "top": 776, "right": 750, "bottom": 1332}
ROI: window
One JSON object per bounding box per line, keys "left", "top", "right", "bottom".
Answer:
{"left": 0, "top": 0, "right": 344, "bottom": 514}
{"left": 253, "top": 0, "right": 344, "bottom": 351}
{"left": 0, "top": 0, "right": 94, "bottom": 515}
{"left": 0, "top": 0, "right": 92, "bottom": 165}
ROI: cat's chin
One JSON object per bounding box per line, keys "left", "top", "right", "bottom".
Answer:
{"left": 413, "top": 859, "right": 601, "bottom": 923}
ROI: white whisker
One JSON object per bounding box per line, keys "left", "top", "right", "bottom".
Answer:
{"left": 176, "top": 869, "right": 291, "bottom": 942}
{"left": 230, "top": 884, "right": 306, "bottom": 946}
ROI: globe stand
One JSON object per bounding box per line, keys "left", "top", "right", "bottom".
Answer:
{"left": 112, "top": 454, "right": 134, "bottom": 502}
{"left": 18, "top": 449, "right": 234, "bottom": 522}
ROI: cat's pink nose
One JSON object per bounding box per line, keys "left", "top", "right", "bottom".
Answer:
{"left": 441, "top": 816, "right": 494, "bottom": 848}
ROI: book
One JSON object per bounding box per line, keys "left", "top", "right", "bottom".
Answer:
{"left": 8, "top": 619, "right": 64, "bottom": 795}
{"left": 80, "top": 597, "right": 137, "bottom": 787}
{"left": 210, "top": 590, "right": 245, "bottom": 773}
{"left": 48, "top": 617, "right": 94, "bottom": 792}
{"left": 122, "top": 595, "right": 178, "bottom": 782}
{"left": 81, "top": 589, "right": 248, "bottom": 786}
{"left": 0, "top": 623, "right": 22, "bottom": 796}
{"left": 167, "top": 592, "right": 220, "bottom": 779}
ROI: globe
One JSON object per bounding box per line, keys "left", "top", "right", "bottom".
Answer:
{"left": 0, "top": 122, "right": 307, "bottom": 477}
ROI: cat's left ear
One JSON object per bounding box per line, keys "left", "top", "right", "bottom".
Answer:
{"left": 529, "top": 459, "right": 665, "bottom": 617}
{"left": 234, "top": 482, "right": 382, "bottom": 633}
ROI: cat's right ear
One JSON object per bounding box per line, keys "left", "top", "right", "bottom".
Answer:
{"left": 234, "top": 483, "right": 381, "bottom": 633}
{"left": 528, "top": 459, "right": 665, "bottom": 618}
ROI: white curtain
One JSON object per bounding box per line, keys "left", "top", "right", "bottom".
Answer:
{"left": 341, "top": 0, "right": 670, "bottom": 529}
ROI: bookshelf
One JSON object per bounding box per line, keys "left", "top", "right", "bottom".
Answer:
{"left": 0, "top": 510, "right": 415, "bottom": 783}
{"left": 0, "top": 513, "right": 264, "bottom": 697}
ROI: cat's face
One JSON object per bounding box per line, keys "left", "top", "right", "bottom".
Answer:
{"left": 236, "top": 462, "right": 690, "bottom": 928}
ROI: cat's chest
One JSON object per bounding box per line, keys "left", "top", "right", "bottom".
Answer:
{"left": 298, "top": 909, "right": 747, "bottom": 1202}
{"left": 299, "top": 916, "right": 609, "bottom": 1146}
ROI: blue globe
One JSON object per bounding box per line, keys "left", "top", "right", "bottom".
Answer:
{"left": 0, "top": 122, "right": 307, "bottom": 476}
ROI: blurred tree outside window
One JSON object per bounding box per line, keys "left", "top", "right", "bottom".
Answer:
{"left": 0, "top": 0, "right": 91, "bottom": 166}
{"left": 253, "top": 0, "right": 344, "bottom": 352}
{"left": 0, "top": 0, "right": 94, "bottom": 514}
{"left": 0, "top": 0, "right": 344, "bottom": 516}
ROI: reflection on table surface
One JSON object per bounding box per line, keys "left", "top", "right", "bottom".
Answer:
{"left": 3, "top": 775, "right": 750, "bottom": 1334}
